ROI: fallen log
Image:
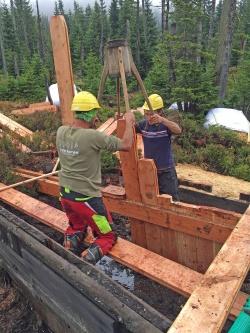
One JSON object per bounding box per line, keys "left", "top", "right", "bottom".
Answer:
{"left": 0, "top": 113, "right": 33, "bottom": 138}
{"left": 11, "top": 105, "right": 57, "bottom": 116}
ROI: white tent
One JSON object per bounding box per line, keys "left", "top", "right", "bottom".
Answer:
{"left": 204, "top": 108, "right": 250, "bottom": 134}
{"left": 46, "top": 83, "right": 77, "bottom": 106}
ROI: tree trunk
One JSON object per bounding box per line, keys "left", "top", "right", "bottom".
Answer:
{"left": 0, "top": 23, "right": 8, "bottom": 76}
{"left": 208, "top": 0, "right": 216, "bottom": 43}
{"left": 141, "top": 0, "right": 147, "bottom": 48}
{"left": 36, "top": 0, "right": 45, "bottom": 63}
{"left": 126, "top": 19, "right": 131, "bottom": 43}
{"left": 136, "top": 0, "right": 141, "bottom": 66}
{"left": 10, "top": 0, "right": 20, "bottom": 76}
{"left": 216, "top": 0, "right": 237, "bottom": 102}
{"left": 161, "top": 0, "right": 166, "bottom": 35}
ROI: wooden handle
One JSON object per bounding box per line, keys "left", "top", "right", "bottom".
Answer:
{"left": 118, "top": 47, "right": 130, "bottom": 113}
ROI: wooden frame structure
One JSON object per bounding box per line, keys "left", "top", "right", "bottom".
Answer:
{"left": 0, "top": 15, "right": 249, "bottom": 333}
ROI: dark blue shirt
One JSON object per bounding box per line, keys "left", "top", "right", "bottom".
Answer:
{"left": 135, "top": 119, "right": 174, "bottom": 170}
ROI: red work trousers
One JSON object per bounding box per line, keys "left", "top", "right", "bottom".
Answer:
{"left": 61, "top": 197, "right": 116, "bottom": 255}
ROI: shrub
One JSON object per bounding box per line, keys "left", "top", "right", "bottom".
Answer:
{"left": 174, "top": 114, "right": 250, "bottom": 181}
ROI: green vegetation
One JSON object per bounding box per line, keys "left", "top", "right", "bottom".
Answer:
{"left": 174, "top": 115, "right": 250, "bottom": 181}
{"left": 0, "top": 0, "right": 249, "bottom": 183}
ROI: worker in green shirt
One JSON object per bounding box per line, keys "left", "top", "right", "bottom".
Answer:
{"left": 56, "top": 91, "right": 135, "bottom": 264}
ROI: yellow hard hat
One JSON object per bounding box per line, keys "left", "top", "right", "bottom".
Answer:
{"left": 142, "top": 94, "right": 164, "bottom": 111}
{"left": 71, "top": 91, "right": 101, "bottom": 112}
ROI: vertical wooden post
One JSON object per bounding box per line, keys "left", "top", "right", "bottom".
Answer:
{"left": 117, "top": 119, "right": 141, "bottom": 202}
{"left": 50, "top": 16, "right": 74, "bottom": 125}
{"left": 117, "top": 119, "right": 146, "bottom": 246}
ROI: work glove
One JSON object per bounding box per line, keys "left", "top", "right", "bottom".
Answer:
{"left": 81, "top": 244, "right": 103, "bottom": 265}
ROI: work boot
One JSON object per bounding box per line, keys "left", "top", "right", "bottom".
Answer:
{"left": 82, "top": 244, "right": 103, "bottom": 264}
{"left": 64, "top": 231, "right": 85, "bottom": 255}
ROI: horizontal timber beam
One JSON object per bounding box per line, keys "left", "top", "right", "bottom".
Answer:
{"left": 12, "top": 173, "right": 240, "bottom": 244}
{"left": 0, "top": 185, "right": 246, "bottom": 321}
{"left": 102, "top": 186, "right": 240, "bottom": 244}
{"left": 11, "top": 105, "right": 57, "bottom": 116}
{"left": 0, "top": 113, "right": 33, "bottom": 138}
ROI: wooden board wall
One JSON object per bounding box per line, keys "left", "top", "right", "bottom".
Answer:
{"left": 103, "top": 158, "right": 240, "bottom": 273}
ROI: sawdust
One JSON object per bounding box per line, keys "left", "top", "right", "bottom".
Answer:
{"left": 176, "top": 163, "right": 250, "bottom": 200}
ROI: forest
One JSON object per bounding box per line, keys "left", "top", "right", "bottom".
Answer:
{"left": 0, "top": 0, "right": 249, "bottom": 181}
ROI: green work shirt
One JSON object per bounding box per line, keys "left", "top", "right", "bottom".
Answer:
{"left": 56, "top": 125, "right": 122, "bottom": 197}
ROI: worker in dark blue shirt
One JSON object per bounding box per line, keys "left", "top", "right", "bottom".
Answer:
{"left": 135, "top": 94, "right": 182, "bottom": 201}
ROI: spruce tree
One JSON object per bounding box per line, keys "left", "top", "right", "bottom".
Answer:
{"left": 109, "top": 0, "right": 119, "bottom": 38}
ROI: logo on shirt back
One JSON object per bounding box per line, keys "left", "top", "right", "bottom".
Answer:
{"left": 58, "top": 141, "right": 80, "bottom": 156}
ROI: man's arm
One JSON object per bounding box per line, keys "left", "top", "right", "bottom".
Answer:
{"left": 150, "top": 114, "right": 182, "bottom": 135}
{"left": 119, "top": 112, "right": 135, "bottom": 151}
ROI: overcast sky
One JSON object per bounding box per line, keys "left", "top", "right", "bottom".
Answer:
{"left": 1, "top": 0, "right": 161, "bottom": 15}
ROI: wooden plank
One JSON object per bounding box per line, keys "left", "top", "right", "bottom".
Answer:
{"left": 240, "top": 192, "right": 250, "bottom": 202}
{"left": 160, "top": 228, "right": 178, "bottom": 262}
{"left": 29, "top": 102, "right": 51, "bottom": 107}
{"left": 175, "top": 232, "right": 198, "bottom": 272}
{"left": 97, "top": 118, "right": 115, "bottom": 132}
{"left": 0, "top": 130, "right": 31, "bottom": 153}
{"left": 137, "top": 134, "right": 144, "bottom": 157}
{"left": 168, "top": 206, "right": 250, "bottom": 333}
{"left": 15, "top": 172, "right": 59, "bottom": 197}
{"left": 178, "top": 178, "right": 212, "bottom": 193}
{"left": 15, "top": 168, "right": 59, "bottom": 182}
{"left": 116, "top": 119, "right": 141, "bottom": 202}
{"left": 130, "top": 218, "right": 147, "bottom": 247}
{"left": 104, "top": 120, "right": 117, "bottom": 136}
{"left": 11, "top": 105, "right": 57, "bottom": 116}
{"left": 195, "top": 237, "right": 215, "bottom": 273}
{"left": 0, "top": 186, "right": 247, "bottom": 320}
{"left": 0, "top": 113, "right": 33, "bottom": 138}
{"left": 103, "top": 195, "right": 237, "bottom": 244}
{"left": 50, "top": 16, "right": 74, "bottom": 125}
{"left": 0, "top": 184, "right": 67, "bottom": 232}
{"left": 138, "top": 159, "right": 159, "bottom": 205}
{"left": 145, "top": 223, "right": 162, "bottom": 255}
{"left": 180, "top": 186, "right": 248, "bottom": 214}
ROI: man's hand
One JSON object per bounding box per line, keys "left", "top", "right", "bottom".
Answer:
{"left": 124, "top": 112, "right": 135, "bottom": 125}
{"left": 149, "top": 113, "right": 163, "bottom": 125}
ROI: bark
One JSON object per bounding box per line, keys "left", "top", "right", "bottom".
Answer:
{"left": 216, "top": 0, "right": 237, "bottom": 102}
